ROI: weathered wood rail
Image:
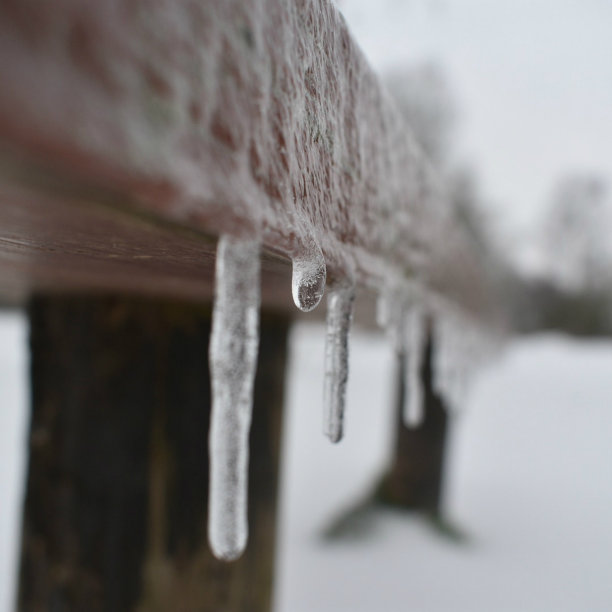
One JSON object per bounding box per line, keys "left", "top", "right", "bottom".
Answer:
{"left": 0, "top": 0, "right": 486, "bottom": 313}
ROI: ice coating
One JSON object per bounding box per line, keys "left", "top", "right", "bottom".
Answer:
{"left": 0, "top": 0, "right": 492, "bottom": 318}
{"left": 404, "top": 305, "right": 426, "bottom": 428}
{"left": 291, "top": 242, "right": 327, "bottom": 312}
{"left": 208, "top": 236, "right": 260, "bottom": 561}
{"left": 323, "top": 283, "right": 356, "bottom": 443}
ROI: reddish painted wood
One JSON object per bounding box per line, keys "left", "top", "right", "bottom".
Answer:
{"left": 0, "top": 179, "right": 291, "bottom": 308}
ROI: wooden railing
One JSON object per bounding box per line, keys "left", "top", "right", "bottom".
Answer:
{"left": 0, "top": 0, "right": 488, "bottom": 316}
{"left": 0, "top": 1, "right": 498, "bottom": 609}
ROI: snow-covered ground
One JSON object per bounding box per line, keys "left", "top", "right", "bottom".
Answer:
{"left": 275, "top": 324, "right": 612, "bottom": 612}
{"left": 1, "top": 315, "right": 612, "bottom": 611}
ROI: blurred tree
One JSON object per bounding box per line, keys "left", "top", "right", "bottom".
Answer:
{"left": 380, "top": 64, "right": 457, "bottom": 521}
{"left": 325, "top": 65, "right": 498, "bottom": 538}
{"left": 541, "top": 175, "right": 611, "bottom": 292}
{"left": 385, "top": 63, "right": 455, "bottom": 167}
{"left": 376, "top": 65, "right": 487, "bottom": 527}
{"left": 387, "top": 63, "right": 508, "bottom": 300}
{"left": 509, "top": 175, "right": 612, "bottom": 337}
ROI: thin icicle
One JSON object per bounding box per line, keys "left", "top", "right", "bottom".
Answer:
{"left": 377, "top": 290, "right": 404, "bottom": 353}
{"left": 323, "top": 283, "right": 356, "bottom": 443}
{"left": 377, "top": 284, "right": 427, "bottom": 428}
{"left": 208, "top": 235, "right": 260, "bottom": 562}
{"left": 291, "top": 241, "right": 326, "bottom": 312}
{"left": 403, "top": 306, "right": 426, "bottom": 428}
{"left": 376, "top": 292, "right": 390, "bottom": 329}
{"left": 432, "top": 312, "right": 458, "bottom": 411}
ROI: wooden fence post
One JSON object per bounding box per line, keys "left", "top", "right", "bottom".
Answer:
{"left": 19, "top": 295, "right": 288, "bottom": 612}
{"left": 377, "top": 329, "right": 449, "bottom": 515}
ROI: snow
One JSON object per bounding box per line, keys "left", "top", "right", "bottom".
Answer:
{"left": 208, "top": 237, "right": 261, "bottom": 561}
{"left": 275, "top": 324, "right": 612, "bottom": 611}
{"left": 2, "top": 315, "right": 612, "bottom": 609}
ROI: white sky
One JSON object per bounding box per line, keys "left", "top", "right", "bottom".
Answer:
{"left": 340, "top": 0, "right": 612, "bottom": 251}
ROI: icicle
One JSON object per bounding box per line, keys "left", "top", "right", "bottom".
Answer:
{"left": 208, "top": 235, "right": 260, "bottom": 562}
{"left": 376, "top": 293, "right": 390, "bottom": 329}
{"left": 432, "top": 313, "right": 456, "bottom": 410}
{"left": 377, "top": 284, "right": 427, "bottom": 428}
{"left": 323, "top": 282, "right": 356, "bottom": 443}
{"left": 403, "top": 306, "right": 426, "bottom": 428}
{"left": 291, "top": 241, "right": 326, "bottom": 312}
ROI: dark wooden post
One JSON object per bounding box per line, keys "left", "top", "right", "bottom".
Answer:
{"left": 322, "top": 326, "right": 453, "bottom": 541}
{"left": 377, "top": 330, "right": 449, "bottom": 515}
{"left": 19, "top": 295, "right": 289, "bottom": 612}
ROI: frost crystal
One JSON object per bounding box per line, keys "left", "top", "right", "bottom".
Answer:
{"left": 208, "top": 236, "right": 260, "bottom": 561}
{"left": 323, "top": 283, "right": 356, "bottom": 443}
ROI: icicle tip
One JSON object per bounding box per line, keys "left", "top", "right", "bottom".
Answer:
{"left": 209, "top": 534, "right": 247, "bottom": 562}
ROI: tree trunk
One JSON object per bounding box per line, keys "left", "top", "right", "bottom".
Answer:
{"left": 377, "top": 330, "right": 449, "bottom": 515}
{"left": 19, "top": 295, "right": 289, "bottom": 612}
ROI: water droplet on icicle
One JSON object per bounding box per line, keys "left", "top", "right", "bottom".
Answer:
{"left": 291, "top": 242, "right": 326, "bottom": 312}
{"left": 403, "top": 306, "right": 425, "bottom": 428}
{"left": 208, "top": 235, "right": 260, "bottom": 561}
{"left": 323, "top": 283, "right": 356, "bottom": 443}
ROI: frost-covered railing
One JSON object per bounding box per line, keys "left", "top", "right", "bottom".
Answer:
{"left": 0, "top": 0, "right": 494, "bottom": 560}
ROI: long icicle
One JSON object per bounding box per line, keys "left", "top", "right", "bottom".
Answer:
{"left": 208, "top": 235, "right": 260, "bottom": 561}
{"left": 403, "top": 305, "right": 426, "bottom": 428}
{"left": 323, "top": 283, "right": 356, "bottom": 443}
